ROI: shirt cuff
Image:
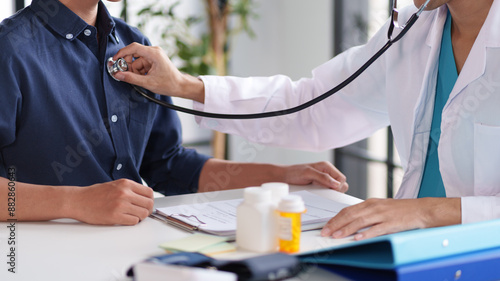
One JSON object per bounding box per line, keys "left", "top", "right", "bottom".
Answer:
{"left": 461, "top": 196, "right": 500, "bottom": 224}
{"left": 195, "top": 75, "right": 230, "bottom": 130}
{"left": 193, "top": 100, "right": 205, "bottom": 125}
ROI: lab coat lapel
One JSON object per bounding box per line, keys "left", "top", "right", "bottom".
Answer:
{"left": 447, "top": 42, "right": 486, "bottom": 106}
{"left": 396, "top": 8, "right": 447, "bottom": 199}
{"left": 412, "top": 7, "right": 446, "bottom": 135}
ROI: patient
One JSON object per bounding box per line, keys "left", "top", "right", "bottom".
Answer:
{"left": 0, "top": 0, "right": 348, "bottom": 225}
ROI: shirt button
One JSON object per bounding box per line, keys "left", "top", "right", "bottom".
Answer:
{"left": 84, "top": 29, "right": 92, "bottom": 36}
{"left": 111, "top": 115, "right": 118, "bottom": 123}
{"left": 116, "top": 164, "right": 123, "bottom": 171}
{"left": 66, "top": 33, "right": 74, "bottom": 40}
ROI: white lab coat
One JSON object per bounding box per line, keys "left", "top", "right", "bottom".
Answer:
{"left": 195, "top": 2, "right": 500, "bottom": 224}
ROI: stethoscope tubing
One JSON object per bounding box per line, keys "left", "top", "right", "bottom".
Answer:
{"left": 130, "top": 11, "right": 420, "bottom": 120}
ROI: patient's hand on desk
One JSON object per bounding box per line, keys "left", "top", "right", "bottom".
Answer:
{"left": 69, "top": 179, "right": 154, "bottom": 226}
{"left": 320, "top": 197, "right": 461, "bottom": 240}
{"left": 284, "top": 161, "right": 348, "bottom": 192}
{"left": 199, "top": 159, "right": 348, "bottom": 192}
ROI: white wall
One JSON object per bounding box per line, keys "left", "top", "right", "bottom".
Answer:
{"left": 227, "top": 0, "right": 334, "bottom": 165}
{"left": 0, "top": 1, "right": 14, "bottom": 21}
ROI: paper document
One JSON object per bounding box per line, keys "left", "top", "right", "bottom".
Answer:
{"left": 155, "top": 191, "right": 349, "bottom": 236}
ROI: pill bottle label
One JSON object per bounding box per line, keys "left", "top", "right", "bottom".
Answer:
{"left": 278, "top": 212, "right": 302, "bottom": 253}
{"left": 278, "top": 216, "right": 292, "bottom": 241}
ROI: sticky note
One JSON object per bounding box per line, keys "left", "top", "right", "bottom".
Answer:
{"left": 159, "top": 233, "right": 235, "bottom": 255}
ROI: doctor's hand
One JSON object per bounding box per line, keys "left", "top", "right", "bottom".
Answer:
{"left": 69, "top": 179, "right": 155, "bottom": 225}
{"left": 320, "top": 197, "right": 461, "bottom": 240}
{"left": 113, "top": 43, "right": 206, "bottom": 103}
{"left": 283, "top": 161, "right": 349, "bottom": 193}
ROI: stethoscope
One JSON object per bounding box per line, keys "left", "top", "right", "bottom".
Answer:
{"left": 107, "top": 0, "right": 431, "bottom": 119}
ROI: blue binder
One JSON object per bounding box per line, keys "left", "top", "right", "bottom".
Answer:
{"left": 318, "top": 246, "right": 500, "bottom": 281}
{"left": 300, "top": 219, "right": 500, "bottom": 270}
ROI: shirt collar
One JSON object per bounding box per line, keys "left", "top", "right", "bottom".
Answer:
{"left": 30, "top": 0, "right": 116, "bottom": 41}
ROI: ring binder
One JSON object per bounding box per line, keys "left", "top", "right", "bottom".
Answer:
{"left": 300, "top": 219, "right": 500, "bottom": 269}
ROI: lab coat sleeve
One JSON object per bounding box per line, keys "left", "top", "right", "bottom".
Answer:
{"left": 195, "top": 20, "right": 393, "bottom": 152}
{"left": 462, "top": 196, "right": 500, "bottom": 224}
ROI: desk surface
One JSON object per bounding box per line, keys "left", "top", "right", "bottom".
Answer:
{"left": 0, "top": 185, "right": 362, "bottom": 281}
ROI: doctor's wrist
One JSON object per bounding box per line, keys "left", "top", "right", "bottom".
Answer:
{"left": 420, "top": 197, "right": 462, "bottom": 228}
{"left": 178, "top": 73, "right": 205, "bottom": 103}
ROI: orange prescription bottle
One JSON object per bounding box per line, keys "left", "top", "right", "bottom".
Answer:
{"left": 277, "top": 195, "right": 306, "bottom": 253}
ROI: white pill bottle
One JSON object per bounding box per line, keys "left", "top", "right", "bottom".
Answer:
{"left": 236, "top": 187, "right": 275, "bottom": 253}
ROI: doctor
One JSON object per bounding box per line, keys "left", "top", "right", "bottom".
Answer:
{"left": 114, "top": 0, "right": 499, "bottom": 239}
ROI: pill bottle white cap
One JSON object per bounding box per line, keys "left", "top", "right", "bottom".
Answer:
{"left": 243, "top": 187, "right": 272, "bottom": 204}
{"left": 278, "top": 195, "right": 306, "bottom": 213}
{"left": 261, "top": 182, "right": 289, "bottom": 202}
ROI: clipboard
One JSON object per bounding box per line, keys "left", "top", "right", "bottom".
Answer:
{"left": 150, "top": 211, "right": 200, "bottom": 234}
{"left": 150, "top": 190, "right": 351, "bottom": 237}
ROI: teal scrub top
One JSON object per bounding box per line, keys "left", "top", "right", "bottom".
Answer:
{"left": 418, "top": 12, "right": 458, "bottom": 198}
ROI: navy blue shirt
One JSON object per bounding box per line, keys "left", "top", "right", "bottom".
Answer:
{"left": 0, "top": 0, "right": 210, "bottom": 195}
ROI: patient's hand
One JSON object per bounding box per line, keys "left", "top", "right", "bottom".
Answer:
{"left": 283, "top": 161, "right": 348, "bottom": 192}
{"left": 69, "top": 179, "right": 154, "bottom": 225}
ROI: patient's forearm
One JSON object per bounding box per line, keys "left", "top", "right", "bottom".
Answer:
{"left": 197, "top": 159, "right": 348, "bottom": 192}
{"left": 0, "top": 177, "right": 72, "bottom": 221}
{"left": 0, "top": 177, "right": 154, "bottom": 225}
{"left": 198, "top": 159, "right": 283, "bottom": 192}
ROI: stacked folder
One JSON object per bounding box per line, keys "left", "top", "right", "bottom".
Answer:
{"left": 299, "top": 219, "right": 500, "bottom": 280}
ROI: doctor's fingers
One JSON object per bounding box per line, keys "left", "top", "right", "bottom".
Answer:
{"left": 321, "top": 198, "right": 429, "bottom": 240}
{"left": 129, "top": 57, "right": 152, "bottom": 75}
{"left": 320, "top": 198, "right": 391, "bottom": 239}
{"left": 115, "top": 44, "right": 174, "bottom": 75}
{"left": 114, "top": 71, "right": 151, "bottom": 89}
{"left": 114, "top": 42, "right": 160, "bottom": 62}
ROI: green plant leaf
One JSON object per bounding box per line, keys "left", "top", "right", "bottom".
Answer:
{"left": 136, "top": 0, "right": 257, "bottom": 76}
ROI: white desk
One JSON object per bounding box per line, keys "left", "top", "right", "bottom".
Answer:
{"left": 0, "top": 185, "right": 362, "bottom": 281}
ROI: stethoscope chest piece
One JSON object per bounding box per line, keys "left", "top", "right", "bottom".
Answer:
{"left": 107, "top": 57, "right": 129, "bottom": 81}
